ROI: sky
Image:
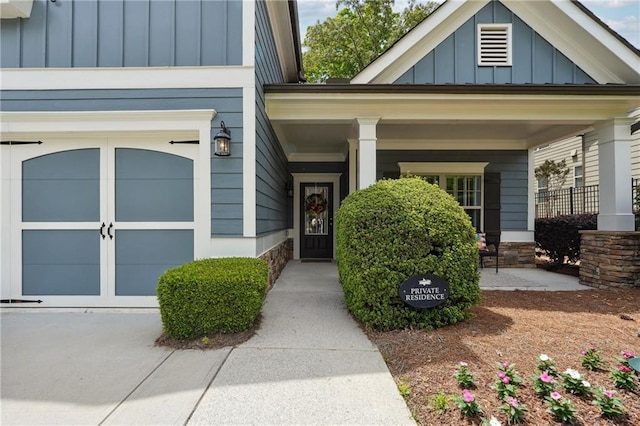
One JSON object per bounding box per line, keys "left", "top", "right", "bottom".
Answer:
{"left": 297, "top": 0, "right": 640, "bottom": 49}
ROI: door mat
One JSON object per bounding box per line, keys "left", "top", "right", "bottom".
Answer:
{"left": 300, "top": 259, "right": 333, "bottom": 263}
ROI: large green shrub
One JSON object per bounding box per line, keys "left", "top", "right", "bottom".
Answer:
{"left": 535, "top": 214, "right": 597, "bottom": 265}
{"left": 336, "top": 177, "right": 481, "bottom": 331}
{"left": 157, "top": 257, "right": 268, "bottom": 340}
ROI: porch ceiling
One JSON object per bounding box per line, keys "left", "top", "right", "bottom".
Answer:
{"left": 265, "top": 84, "right": 640, "bottom": 161}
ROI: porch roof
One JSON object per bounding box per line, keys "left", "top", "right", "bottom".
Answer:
{"left": 265, "top": 84, "right": 640, "bottom": 162}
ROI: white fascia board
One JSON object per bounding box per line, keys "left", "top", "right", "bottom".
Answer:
{"left": 0, "top": 67, "right": 254, "bottom": 91}
{"left": 288, "top": 153, "right": 347, "bottom": 162}
{"left": 265, "top": 0, "right": 299, "bottom": 82}
{"left": 398, "top": 162, "right": 489, "bottom": 175}
{"left": 352, "top": 0, "right": 488, "bottom": 84}
{"left": 378, "top": 139, "right": 528, "bottom": 150}
{"left": 503, "top": 0, "right": 640, "bottom": 84}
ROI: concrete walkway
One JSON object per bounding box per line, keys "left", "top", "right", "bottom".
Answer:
{"left": 1, "top": 262, "right": 590, "bottom": 425}
{"left": 1, "top": 261, "right": 414, "bottom": 425}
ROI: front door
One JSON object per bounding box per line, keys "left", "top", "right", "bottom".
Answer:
{"left": 300, "top": 183, "right": 333, "bottom": 259}
{"left": 8, "top": 138, "right": 197, "bottom": 307}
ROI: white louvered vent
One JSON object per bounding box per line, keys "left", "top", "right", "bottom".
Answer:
{"left": 477, "top": 24, "right": 512, "bottom": 66}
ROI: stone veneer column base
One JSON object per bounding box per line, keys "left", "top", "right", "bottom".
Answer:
{"left": 481, "top": 242, "right": 536, "bottom": 269}
{"left": 579, "top": 231, "right": 640, "bottom": 289}
{"left": 260, "top": 238, "right": 293, "bottom": 289}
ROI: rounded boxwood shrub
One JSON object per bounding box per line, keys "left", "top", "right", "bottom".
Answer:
{"left": 336, "top": 177, "right": 481, "bottom": 331}
{"left": 157, "top": 257, "right": 268, "bottom": 340}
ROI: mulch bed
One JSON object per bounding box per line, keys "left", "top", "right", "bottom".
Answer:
{"left": 365, "top": 289, "right": 640, "bottom": 425}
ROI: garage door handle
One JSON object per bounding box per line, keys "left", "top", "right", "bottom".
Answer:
{"left": 107, "top": 223, "right": 114, "bottom": 240}
{"left": 99, "top": 222, "right": 106, "bottom": 240}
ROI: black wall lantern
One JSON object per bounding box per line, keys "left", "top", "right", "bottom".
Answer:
{"left": 214, "top": 121, "right": 231, "bottom": 156}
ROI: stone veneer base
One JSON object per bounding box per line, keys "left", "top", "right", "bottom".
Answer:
{"left": 260, "top": 238, "right": 293, "bottom": 289}
{"left": 481, "top": 241, "right": 536, "bottom": 269}
{"left": 579, "top": 231, "right": 640, "bottom": 289}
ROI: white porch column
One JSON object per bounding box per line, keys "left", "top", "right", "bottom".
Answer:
{"left": 596, "top": 117, "right": 635, "bottom": 231}
{"left": 347, "top": 138, "right": 358, "bottom": 194}
{"left": 356, "top": 117, "right": 380, "bottom": 189}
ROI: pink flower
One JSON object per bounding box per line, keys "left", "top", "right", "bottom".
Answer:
{"left": 550, "top": 392, "right": 562, "bottom": 400}
{"left": 580, "top": 350, "right": 587, "bottom": 355}
{"left": 604, "top": 389, "right": 614, "bottom": 398}
{"left": 460, "top": 361, "right": 468, "bottom": 367}
{"left": 497, "top": 372, "right": 505, "bottom": 379}
{"left": 617, "top": 365, "right": 632, "bottom": 373}
{"left": 540, "top": 371, "right": 552, "bottom": 383}
{"left": 502, "top": 362, "right": 510, "bottom": 368}
{"left": 507, "top": 396, "right": 518, "bottom": 408}
{"left": 501, "top": 376, "right": 510, "bottom": 384}
{"left": 621, "top": 351, "right": 635, "bottom": 359}
{"left": 462, "top": 389, "right": 475, "bottom": 403}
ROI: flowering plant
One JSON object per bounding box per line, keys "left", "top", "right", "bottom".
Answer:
{"left": 494, "top": 371, "right": 518, "bottom": 400}
{"left": 609, "top": 364, "right": 638, "bottom": 391}
{"left": 545, "top": 392, "right": 576, "bottom": 424}
{"left": 536, "top": 353, "right": 558, "bottom": 376}
{"left": 615, "top": 350, "right": 635, "bottom": 367}
{"left": 455, "top": 362, "right": 476, "bottom": 388}
{"left": 592, "top": 388, "right": 626, "bottom": 419}
{"left": 532, "top": 370, "right": 556, "bottom": 397}
{"left": 456, "top": 389, "right": 483, "bottom": 417}
{"left": 498, "top": 396, "right": 528, "bottom": 424}
{"left": 561, "top": 368, "right": 592, "bottom": 396}
{"left": 580, "top": 346, "right": 605, "bottom": 371}
{"left": 496, "top": 362, "right": 523, "bottom": 386}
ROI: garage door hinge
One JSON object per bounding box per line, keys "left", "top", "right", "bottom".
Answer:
{"left": 169, "top": 140, "right": 199, "bottom": 144}
{"left": 1, "top": 299, "right": 43, "bottom": 304}
{"left": 1, "top": 140, "right": 43, "bottom": 145}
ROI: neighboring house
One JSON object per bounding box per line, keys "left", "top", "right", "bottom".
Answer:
{"left": 533, "top": 120, "right": 640, "bottom": 217}
{"left": 1, "top": 0, "right": 639, "bottom": 307}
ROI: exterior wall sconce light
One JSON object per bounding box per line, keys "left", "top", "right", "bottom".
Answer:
{"left": 214, "top": 121, "right": 231, "bottom": 156}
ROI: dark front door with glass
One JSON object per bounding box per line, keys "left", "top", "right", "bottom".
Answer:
{"left": 300, "top": 183, "right": 333, "bottom": 259}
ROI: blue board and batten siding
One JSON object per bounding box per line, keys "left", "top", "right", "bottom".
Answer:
{"left": 377, "top": 151, "right": 529, "bottom": 231}
{"left": 0, "top": 0, "right": 242, "bottom": 68}
{"left": 0, "top": 89, "right": 245, "bottom": 236}
{"left": 395, "top": 1, "right": 596, "bottom": 84}
{"left": 254, "top": 0, "right": 290, "bottom": 236}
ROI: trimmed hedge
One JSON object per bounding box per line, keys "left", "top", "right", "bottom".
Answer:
{"left": 157, "top": 257, "right": 268, "bottom": 340}
{"left": 535, "top": 214, "right": 597, "bottom": 264}
{"left": 336, "top": 177, "right": 481, "bottom": 331}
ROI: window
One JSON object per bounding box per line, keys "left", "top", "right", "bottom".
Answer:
{"left": 477, "top": 24, "right": 512, "bottom": 66}
{"left": 537, "top": 177, "right": 548, "bottom": 203}
{"left": 398, "top": 163, "right": 488, "bottom": 231}
{"left": 574, "top": 166, "right": 583, "bottom": 188}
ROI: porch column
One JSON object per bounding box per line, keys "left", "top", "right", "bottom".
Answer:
{"left": 348, "top": 138, "right": 358, "bottom": 194}
{"left": 356, "top": 117, "right": 380, "bottom": 189}
{"left": 596, "top": 117, "right": 635, "bottom": 231}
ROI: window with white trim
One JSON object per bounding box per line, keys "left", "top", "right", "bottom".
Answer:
{"left": 574, "top": 166, "right": 583, "bottom": 187}
{"left": 477, "top": 23, "right": 512, "bottom": 66}
{"left": 398, "top": 163, "right": 487, "bottom": 231}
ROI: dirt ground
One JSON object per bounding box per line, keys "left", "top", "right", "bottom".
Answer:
{"left": 366, "top": 289, "right": 640, "bottom": 425}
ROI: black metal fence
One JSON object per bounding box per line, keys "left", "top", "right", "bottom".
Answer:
{"left": 535, "top": 178, "right": 640, "bottom": 218}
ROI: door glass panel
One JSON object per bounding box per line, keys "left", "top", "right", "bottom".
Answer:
{"left": 115, "top": 230, "right": 193, "bottom": 296}
{"left": 304, "top": 185, "right": 329, "bottom": 236}
{"left": 115, "top": 148, "right": 193, "bottom": 222}
{"left": 22, "top": 149, "right": 100, "bottom": 222}
{"left": 22, "top": 230, "right": 100, "bottom": 295}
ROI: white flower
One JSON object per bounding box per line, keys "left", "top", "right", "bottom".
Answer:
{"left": 582, "top": 380, "right": 591, "bottom": 388}
{"left": 489, "top": 416, "right": 502, "bottom": 426}
{"left": 564, "top": 368, "right": 581, "bottom": 379}
{"left": 539, "top": 354, "right": 549, "bottom": 362}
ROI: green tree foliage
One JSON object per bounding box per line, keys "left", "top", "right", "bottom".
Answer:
{"left": 534, "top": 159, "right": 570, "bottom": 192}
{"left": 302, "top": 0, "right": 438, "bottom": 83}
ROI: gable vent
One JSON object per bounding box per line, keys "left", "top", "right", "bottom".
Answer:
{"left": 478, "top": 24, "right": 512, "bottom": 66}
